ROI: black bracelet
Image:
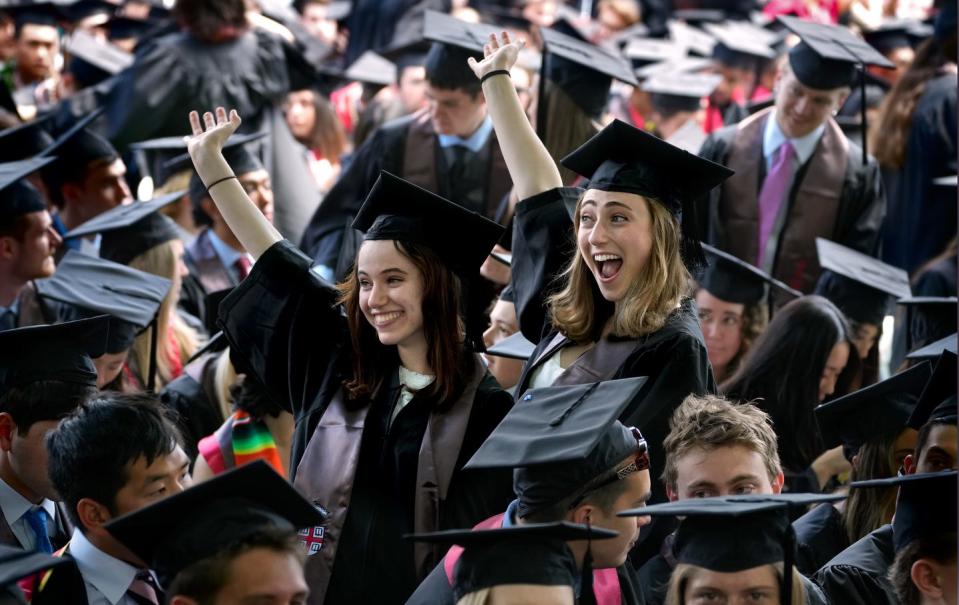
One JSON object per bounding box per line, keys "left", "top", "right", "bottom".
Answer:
{"left": 481, "top": 69, "right": 511, "bottom": 84}
{"left": 206, "top": 175, "right": 237, "bottom": 193}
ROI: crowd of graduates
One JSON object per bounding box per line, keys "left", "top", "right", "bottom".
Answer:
{"left": 0, "top": 0, "right": 956, "bottom": 603}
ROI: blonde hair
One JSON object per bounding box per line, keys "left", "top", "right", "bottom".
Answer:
{"left": 664, "top": 563, "right": 807, "bottom": 605}
{"left": 548, "top": 193, "right": 691, "bottom": 343}
{"left": 128, "top": 240, "right": 201, "bottom": 389}
{"left": 212, "top": 348, "right": 237, "bottom": 420}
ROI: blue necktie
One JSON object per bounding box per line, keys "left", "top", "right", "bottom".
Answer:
{"left": 24, "top": 507, "right": 53, "bottom": 553}
{"left": 0, "top": 309, "right": 15, "bottom": 332}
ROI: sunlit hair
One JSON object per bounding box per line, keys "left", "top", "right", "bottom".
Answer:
{"left": 732, "top": 300, "right": 769, "bottom": 376}
{"left": 128, "top": 240, "right": 201, "bottom": 389}
{"left": 548, "top": 192, "right": 691, "bottom": 343}
{"left": 337, "top": 240, "right": 469, "bottom": 404}
{"left": 843, "top": 431, "right": 901, "bottom": 545}
{"left": 664, "top": 563, "right": 807, "bottom": 605}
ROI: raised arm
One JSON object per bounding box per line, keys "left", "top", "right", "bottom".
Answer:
{"left": 186, "top": 108, "right": 283, "bottom": 259}
{"left": 467, "top": 33, "right": 562, "bottom": 200}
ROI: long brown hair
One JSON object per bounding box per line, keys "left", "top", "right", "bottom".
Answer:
{"left": 301, "top": 90, "right": 349, "bottom": 161}
{"left": 337, "top": 240, "right": 469, "bottom": 404}
{"left": 548, "top": 193, "right": 691, "bottom": 343}
{"left": 842, "top": 431, "right": 902, "bottom": 545}
{"left": 869, "top": 37, "right": 952, "bottom": 169}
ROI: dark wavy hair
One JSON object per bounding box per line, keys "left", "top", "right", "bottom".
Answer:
{"left": 721, "top": 296, "right": 860, "bottom": 472}
{"left": 337, "top": 240, "right": 470, "bottom": 405}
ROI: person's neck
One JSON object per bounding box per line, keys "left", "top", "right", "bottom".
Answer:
{"left": 84, "top": 529, "right": 148, "bottom": 568}
{"left": 0, "top": 276, "right": 26, "bottom": 309}
{"left": 212, "top": 222, "right": 244, "bottom": 252}
{"left": 0, "top": 455, "right": 42, "bottom": 505}
{"left": 397, "top": 337, "right": 432, "bottom": 376}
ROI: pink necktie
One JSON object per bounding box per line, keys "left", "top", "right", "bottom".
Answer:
{"left": 757, "top": 141, "right": 796, "bottom": 268}
{"left": 235, "top": 256, "right": 252, "bottom": 281}
{"left": 127, "top": 571, "right": 160, "bottom": 605}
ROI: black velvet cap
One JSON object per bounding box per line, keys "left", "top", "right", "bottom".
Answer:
{"left": 65, "top": 30, "right": 133, "bottom": 77}
{"left": 61, "top": 0, "right": 115, "bottom": 23}
{"left": 39, "top": 109, "right": 117, "bottom": 194}
{"left": 907, "top": 350, "right": 957, "bottom": 428}
{"left": 624, "top": 38, "right": 687, "bottom": 68}
{"left": 105, "top": 15, "right": 156, "bottom": 41}
{"left": 907, "top": 333, "right": 958, "bottom": 361}
{"left": 35, "top": 250, "right": 170, "bottom": 353}
{"left": 541, "top": 26, "right": 637, "bottom": 118}
{"left": 0, "top": 115, "right": 54, "bottom": 162}
{"left": 779, "top": 16, "right": 894, "bottom": 89}
{"left": 668, "top": 20, "right": 717, "bottom": 57}
{"left": 344, "top": 51, "right": 396, "bottom": 87}
{"left": 863, "top": 23, "right": 913, "bottom": 54}
{"left": 814, "top": 271, "right": 891, "bottom": 326}
{"left": 0, "top": 157, "right": 56, "bottom": 226}
{"left": 485, "top": 331, "right": 535, "bottom": 361}
{"left": 105, "top": 461, "right": 326, "bottom": 586}
{"left": 465, "top": 377, "right": 648, "bottom": 517}
{"left": 422, "top": 10, "right": 499, "bottom": 54}
{"left": 1, "top": 1, "right": 63, "bottom": 28}
{"left": 898, "top": 296, "right": 958, "bottom": 352}
{"left": 561, "top": 119, "right": 734, "bottom": 269}
{"left": 352, "top": 171, "right": 504, "bottom": 278}
{"left": 643, "top": 72, "right": 721, "bottom": 113}
{"left": 815, "top": 362, "right": 933, "bottom": 460}
{"left": 0, "top": 544, "right": 71, "bottom": 588}
{"left": 699, "top": 242, "right": 801, "bottom": 305}
{"left": 850, "top": 471, "right": 957, "bottom": 552}
{"left": 0, "top": 315, "right": 109, "bottom": 395}
{"left": 815, "top": 237, "right": 910, "bottom": 325}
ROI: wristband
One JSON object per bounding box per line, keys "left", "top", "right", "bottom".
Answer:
{"left": 481, "top": 69, "right": 511, "bottom": 84}
{"left": 206, "top": 175, "right": 237, "bottom": 193}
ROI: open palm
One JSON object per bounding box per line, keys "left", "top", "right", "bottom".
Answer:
{"left": 467, "top": 31, "right": 524, "bottom": 80}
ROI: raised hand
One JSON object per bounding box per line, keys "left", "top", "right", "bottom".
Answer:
{"left": 186, "top": 107, "right": 242, "bottom": 165}
{"left": 467, "top": 32, "right": 524, "bottom": 81}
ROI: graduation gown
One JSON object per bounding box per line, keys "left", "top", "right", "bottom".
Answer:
{"left": 29, "top": 546, "right": 88, "bottom": 605}
{"left": 812, "top": 523, "right": 897, "bottom": 605}
{"left": 793, "top": 502, "right": 847, "bottom": 577}
{"left": 510, "top": 187, "right": 716, "bottom": 564}
{"left": 158, "top": 351, "right": 225, "bottom": 461}
{"left": 219, "top": 240, "right": 514, "bottom": 605}
{"left": 697, "top": 107, "right": 886, "bottom": 297}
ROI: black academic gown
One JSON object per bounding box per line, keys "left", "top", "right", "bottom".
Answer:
{"left": 881, "top": 71, "right": 957, "bottom": 273}
{"left": 29, "top": 549, "right": 88, "bottom": 605}
{"left": 793, "top": 502, "right": 847, "bottom": 577}
{"left": 219, "top": 240, "right": 513, "bottom": 605}
{"left": 158, "top": 351, "right": 225, "bottom": 461}
{"left": 510, "top": 187, "right": 716, "bottom": 566}
{"left": 812, "top": 523, "right": 897, "bottom": 605}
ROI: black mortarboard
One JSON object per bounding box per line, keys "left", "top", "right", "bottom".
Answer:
{"left": 540, "top": 26, "right": 638, "bottom": 118}
{"left": 668, "top": 20, "right": 716, "bottom": 57}
{"left": 187, "top": 132, "right": 267, "bottom": 212}
{"left": 35, "top": 250, "right": 170, "bottom": 353}
{"left": 105, "top": 15, "right": 156, "bottom": 41}
{"left": 815, "top": 362, "right": 932, "bottom": 459}
{"left": 907, "top": 333, "right": 958, "bottom": 361}
{"left": 779, "top": 16, "right": 894, "bottom": 90}
{"left": 352, "top": 171, "right": 504, "bottom": 279}
{"left": 344, "top": 51, "right": 396, "bottom": 87}
{"left": 850, "top": 470, "right": 957, "bottom": 552}
{"left": 105, "top": 461, "right": 326, "bottom": 586}
{"left": 863, "top": 23, "right": 913, "bottom": 54}
{"left": 897, "top": 296, "right": 958, "bottom": 352}
{"left": 907, "top": 350, "right": 957, "bottom": 428}
{"left": 409, "top": 522, "right": 617, "bottom": 601}
{"left": 485, "top": 331, "right": 535, "bottom": 361}
{"left": 707, "top": 23, "right": 775, "bottom": 69}
{"left": 618, "top": 494, "right": 845, "bottom": 605}
{"left": 643, "top": 72, "right": 721, "bottom": 113}
{"left": 66, "top": 189, "right": 180, "bottom": 238}
{"left": 39, "top": 111, "right": 118, "bottom": 195}
{"left": 0, "top": 544, "right": 72, "bottom": 604}
{"left": 2, "top": 1, "right": 63, "bottom": 28}
{"left": 561, "top": 119, "right": 734, "bottom": 270}
{"left": 65, "top": 30, "right": 133, "bottom": 86}
{"left": 634, "top": 56, "right": 711, "bottom": 80}
{"left": 665, "top": 119, "right": 708, "bottom": 154}
{"left": 0, "top": 157, "right": 56, "bottom": 227}
{"left": 61, "top": 0, "right": 115, "bottom": 23}
{"left": 699, "top": 242, "right": 801, "bottom": 305}
{"left": 465, "top": 377, "right": 649, "bottom": 517}
{"left": 422, "top": 10, "right": 498, "bottom": 54}
{"left": 814, "top": 238, "right": 910, "bottom": 326}
{"left": 0, "top": 115, "right": 54, "bottom": 162}
{"left": 0, "top": 315, "right": 109, "bottom": 395}
{"left": 624, "top": 37, "right": 687, "bottom": 69}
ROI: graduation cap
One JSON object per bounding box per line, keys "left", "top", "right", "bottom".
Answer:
{"left": 850, "top": 470, "right": 957, "bottom": 551}
{"left": 623, "top": 37, "right": 688, "bottom": 69}
{"left": 539, "top": 26, "right": 638, "bottom": 120}
{"left": 814, "top": 238, "right": 910, "bottom": 326}
{"left": 38, "top": 110, "right": 118, "bottom": 197}
{"left": 408, "top": 522, "right": 617, "bottom": 601}
{"left": 699, "top": 242, "right": 801, "bottom": 305}
{"left": 643, "top": 71, "right": 721, "bottom": 114}
{"left": 485, "top": 330, "right": 535, "bottom": 361}
{"left": 422, "top": 10, "right": 498, "bottom": 54}
{"left": 668, "top": 20, "right": 716, "bottom": 57}
{"left": 35, "top": 250, "right": 170, "bottom": 389}
{"left": 907, "top": 333, "right": 958, "bottom": 362}
{"left": 343, "top": 50, "right": 396, "bottom": 87}
{"left": 634, "top": 56, "right": 711, "bottom": 81}
{"left": 105, "top": 460, "right": 326, "bottom": 586}
{"left": 907, "top": 350, "right": 957, "bottom": 428}
{"left": 61, "top": 0, "right": 116, "bottom": 23}
{"left": 65, "top": 30, "right": 133, "bottom": 76}
{"left": 1, "top": 0, "right": 63, "bottom": 28}
{"left": 0, "top": 315, "right": 109, "bottom": 395}
{"left": 617, "top": 493, "right": 845, "bottom": 605}
{"left": 863, "top": 22, "right": 914, "bottom": 54}
{"left": 105, "top": 15, "right": 156, "bottom": 41}
{"left": 671, "top": 8, "right": 727, "bottom": 26}
{"left": 0, "top": 156, "right": 56, "bottom": 228}
{"left": 0, "top": 114, "right": 54, "bottom": 162}
{"left": 352, "top": 171, "right": 504, "bottom": 279}
{"left": 815, "top": 361, "right": 933, "bottom": 460}
{"left": 705, "top": 22, "right": 776, "bottom": 70}
{"left": 489, "top": 250, "right": 511, "bottom": 266}
{"left": 185, "top": 330, "right": 228, "bottom": 365}
{"left": 465, "top": 377, "right": 649, "bottom": 517}
{"left": 560, "top": 119, "right": 734, "bottom": 270}
{"left": 665, "top": 119, "right": 707, "bottom": 154}
{"left": 898, "top": 296, "right": 958, "bottom": 353}
{"left": 0, "top": 544, "right": 72, "bottom": 596}
{"left": 780, "top": 16, "right": 894, "bottom": 89}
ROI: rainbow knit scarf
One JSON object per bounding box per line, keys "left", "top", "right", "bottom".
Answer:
{"left": 232, "top": 410, "right": 285, "bottom": 478}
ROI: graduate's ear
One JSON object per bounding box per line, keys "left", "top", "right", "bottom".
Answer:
{"left": 770, "top": 470, "right": 785, "bottom": 495}
{"left": 0, "top": 413, "right": 17, "bottom": 452}
{"left": 911, "top": 558, "right": 947, "bottom": 599}
{"left": 569, "top": 504, "right": 596, "bottom": 526}
{"left": 169, "top": 597, "right": 200, "bottom": 605}
{"left": 665, "top": 484, "right": 678, "bottom": 502}
{"left": 0, "top": 235, "right": 17, "bottom": 261}
{"left": 903, "top": 453, "right": 917, "bottom": 475}
{"left": 76, "top": 497, "right": 113, "bottom": 531}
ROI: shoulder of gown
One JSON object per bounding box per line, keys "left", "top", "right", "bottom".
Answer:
{"left": 793, "top": 503, "right": 847, "bottom": 577}
{"left": 812, "top": 524, "right": 896, "bottom": 605}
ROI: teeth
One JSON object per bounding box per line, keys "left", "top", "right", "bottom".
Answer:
{"left": 373, "top": 311, "right": 403, "bottom": 325}
{"left": 593, "top": 254, "right": 621, "bottom": 262}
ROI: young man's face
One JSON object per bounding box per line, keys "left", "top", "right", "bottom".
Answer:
{"left": 915, "top": 424, "right": 958, "bottom": 474}
{"left": 426, "top": 84, "right": 487, "bottom": 138}
{"left": 669, "top": 444, "right": 782, "bottom": 500}
{"left": 577, "top": 468, "right": 653, "bottom": 568}
{"left": 4, "top": 210, "right": 61, "bottom": 282}
{"left": 112, "top": 445, "right": 192, "bottom": 516}
{"left": 15, "top": 23, "right": 58, "bottom": 83}
{"left": 64, "top": 158, "right": 132, "bottom": 223}
{"left": 210, "top": 547, "right": 309, "bottom": 605}
{"left": 773, "top": 68, "right": 846, "bottom": 139}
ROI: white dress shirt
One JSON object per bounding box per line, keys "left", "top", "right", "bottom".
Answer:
{"left": 0, "top": 477, "right": 57, "bottom": 550}
{"left": 69, "top": 528, "right": 158, "bottom": 605}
